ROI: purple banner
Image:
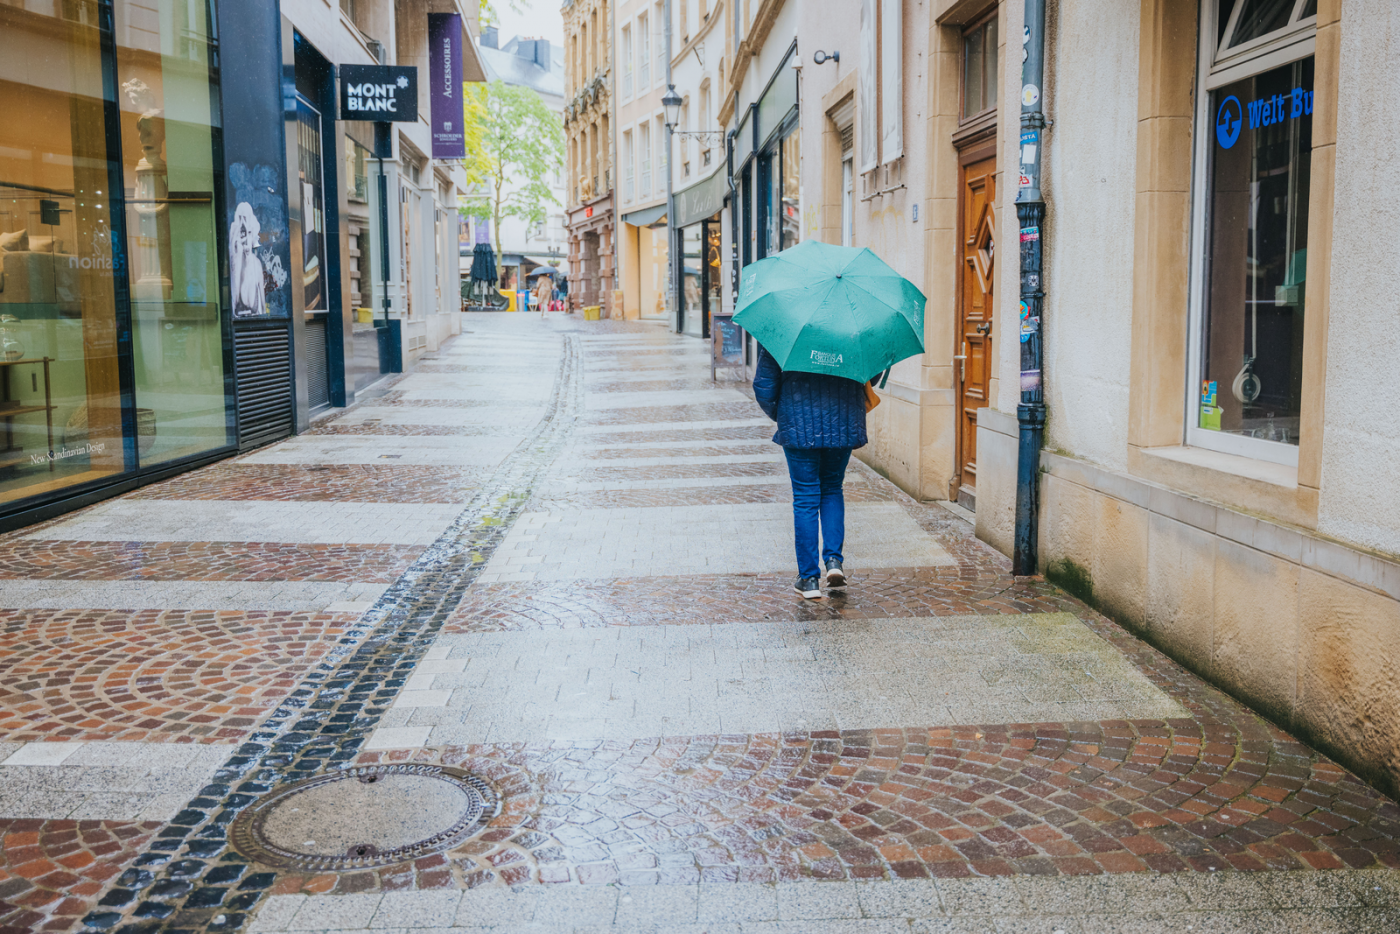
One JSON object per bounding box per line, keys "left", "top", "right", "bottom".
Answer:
{"left": 429, "top": 13, "right": 465, "bottom": 159}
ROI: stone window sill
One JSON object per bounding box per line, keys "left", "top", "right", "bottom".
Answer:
{"left": 1128, "top": 443, "right": 1315, "bottom": 531}
{"left": 1140, "top": 444, "right": 1298, "bottom": 489}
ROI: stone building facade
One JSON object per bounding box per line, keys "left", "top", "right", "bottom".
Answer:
{"left": 563, "top": 0, "right": 616, "bottom": 314}
{"left": 714, "top": 0, "right": 1400, "bottom": 800}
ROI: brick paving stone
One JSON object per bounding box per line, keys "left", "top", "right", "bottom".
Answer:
{"left": 0, "top": 818, "right": 161, "bottom": 933}
{"left": 369, "top": 391, "right": 542, "bottom": 409}
{"left": 553, "top": 461, "right": 788, "bottom": 482}
{"left": 128, "top": 465, "right": 479, "bottom": 504}
{"left": 587, "top": 379, "right": 734, "bottom": 393}
{"left": 531, "top": 483, "right": 905, "bottom": 510}
{"left": 580, "top": 443, "right": 779, "bottom": 459}
{"left": 0, "top": 610, "right": 356, "bottom": 743}
{"left": 582, "top": 402, "right": 765, "bottom": 426}
{"left": 306, "top": 423, "right": 522, "bottom": 437}
{"left": 444, "top": 567, "right": 1075, "bottom": 632}
{"left": 579, "top": 427, "right": 775, "bottom": 445}
{"left": 2, "top": 315, "right": 1394, "bottom": 933}
{"left": 321, "top": 718, "right": 1400, "bottom": 894}
{"left": 0, "top": 541, "right": 422, "bottom": 583}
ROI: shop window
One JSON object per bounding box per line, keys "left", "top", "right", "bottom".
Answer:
{"left": 295, "top": 99, "right": 328, "bottom": 315}
{"left": 1189, "top": 0, "right": 1317, "bottom": 466}
{"left": 961, "top": 13, "right": 998, "bottom": 121}
{"left": 780, "top": 130, "right": 801, "bottom": 250}
{"left": 758, "top": 123, "right": 801, "bottom": 257}
{"left": 681, "top": 224, "right": 702, "bottom": 336}
{"left": 0, "top": 0, "right": 235, "bottom": 509}
{"left": 346, "top": 139, "right": 370, "bottom": 202}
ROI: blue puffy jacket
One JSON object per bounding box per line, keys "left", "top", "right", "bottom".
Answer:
{"left": 753, "top": 344, "right": 868, "bottom": 449}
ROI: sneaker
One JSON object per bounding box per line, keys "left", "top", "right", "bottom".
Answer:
{"left": 793, "top": 576, "right": 822, "bottom": 599}
{"left": 823, "top": 558, "right": 846, "bottom": 589}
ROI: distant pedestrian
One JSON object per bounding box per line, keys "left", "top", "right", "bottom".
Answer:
{"left": 533, "top": 275, "right": 552, "bottom": 316}
{"left": 753, "top": 342, "right": 868, "bottom": 599}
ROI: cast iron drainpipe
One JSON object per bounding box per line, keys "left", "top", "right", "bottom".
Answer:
{"left": 1013, "top": 0, "right": 1049, "bottom": 576}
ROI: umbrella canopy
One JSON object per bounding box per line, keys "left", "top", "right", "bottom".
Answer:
{"left": 469, "top": 243, "right": 497, "bottom": 284}
{"left": 526, "top": 265, "right": 560, "bottom": 278}
{"left": 732, "top": 240, "right": 925, "bottom": 383}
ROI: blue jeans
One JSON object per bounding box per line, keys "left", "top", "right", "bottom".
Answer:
{"left": 782, "top": 446, "right": 852, "bottom": 579}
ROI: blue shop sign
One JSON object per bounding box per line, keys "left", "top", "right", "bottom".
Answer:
{"left": 1217, "top": 85, "right": 1313, "bottom": 149}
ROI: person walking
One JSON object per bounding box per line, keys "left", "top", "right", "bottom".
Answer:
{"left": 753, "top": 342, "right": 867, "bottom": 599}
{"left": 533, "top": 274, "right": 552, "bottom": 316}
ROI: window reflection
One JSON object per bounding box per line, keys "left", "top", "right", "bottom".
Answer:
{"left": 117, "top": 0, "right": 232, "bottom": 466}
{"left": 1202, "top": 57, "right": 1313, "bottom": 447}
{"left": 0, "top": 1, "right": 126, "bottom": 502}
{"left": 780, "top": 130, "right": 801, "bottom": 251}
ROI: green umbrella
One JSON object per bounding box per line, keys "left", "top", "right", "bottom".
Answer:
{"left": 732, "top": 240, "right": 925, "bottom": 383}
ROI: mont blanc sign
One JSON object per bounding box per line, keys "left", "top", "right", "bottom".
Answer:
{"left": 339, "top": 65, "right": 418, "bottom": 121}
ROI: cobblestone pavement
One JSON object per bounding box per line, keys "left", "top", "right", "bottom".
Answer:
{"left": 0, "top": 315, "right": 1397, "bottom": 933}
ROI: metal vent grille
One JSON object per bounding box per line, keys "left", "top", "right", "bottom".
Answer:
{"left": 234, "top": 326, "right": 293, "bottom": 451}
{"left": 305, "top": 317, "right": 331, "bottom": 410}
{"left": 839, "top": 123, "right": 854, "bottom": 157}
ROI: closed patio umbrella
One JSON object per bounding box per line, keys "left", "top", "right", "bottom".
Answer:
{"left": 469, "top": 243, "right": 497, "bottom": 284}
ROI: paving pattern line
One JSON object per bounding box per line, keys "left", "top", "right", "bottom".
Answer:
{"left": 76, "top": 335, "right": 582, "bottom": 933}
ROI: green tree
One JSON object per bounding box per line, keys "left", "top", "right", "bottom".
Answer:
{"left": 460, "top": 79, "right": 564, "bottom": 275}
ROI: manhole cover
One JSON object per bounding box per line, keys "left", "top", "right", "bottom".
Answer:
{"left": 230, "top": 764, "right": 499, "bottom": 871}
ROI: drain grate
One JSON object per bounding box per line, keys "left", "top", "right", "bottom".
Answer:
{"left": 230, "top": 764, "right": 499, "bottom": 871}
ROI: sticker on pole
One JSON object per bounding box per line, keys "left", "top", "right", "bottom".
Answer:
{"left": 1019, "top": 301, "right": 1039, "bottom": 343}
{"left": 1022, "top": 84, "right": 1040, "bottom": 107}
{"left": 1020, "top": 130, "right": 1039, "bottom": 166}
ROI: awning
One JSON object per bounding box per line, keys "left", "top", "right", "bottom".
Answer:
{"left": 622, "top": 204, "right": 667, "bottom": 228}
{"left": 675, "top": 168, "right": 728, "bottom": 229}
{"left": 500, "top": 253, "right": 527, "bottom": 266}
{"left": 524, "top": 254, "right": 564, "bottom": 266}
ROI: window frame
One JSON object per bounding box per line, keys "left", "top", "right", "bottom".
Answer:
{"left": 1184, "top": 0, "right": 1318, "bottom": 468}
{"left": 622, "top": 25, "right": 633, "bottom": 99}
{"left": 623, "top": 128, "right": 634, "bottom": 202}
{"left": 958, "top": 9, "right": 999, "bottom": 125}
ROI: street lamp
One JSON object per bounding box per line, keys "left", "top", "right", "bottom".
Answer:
{"left": 662, "top": 85, "right": 683, "bottom": 130}
{"left": 662, "top": 84, "right": 682, "bottom": 333}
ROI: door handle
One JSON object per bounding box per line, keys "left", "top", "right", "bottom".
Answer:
{"left": 953, "top": 340, "right": 968, "bottom": 361}
{"left": 976, "top": 322, "right": 992, "bottom": 335}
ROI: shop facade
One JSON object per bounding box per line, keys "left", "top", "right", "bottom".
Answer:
{"left": 711, "top": 0, "right": 1400, "bottom": 797}
{"left": 673, "top": 165, "right": 728, "bottom": 339}
{"left": 563, "top": 0, "right": 617, "bottom": 315}
{"left": 612, "top": 0, "right": 669, "bottom": 321}
{"left": 0, "top": 0, "right": 480, "bottom": 530}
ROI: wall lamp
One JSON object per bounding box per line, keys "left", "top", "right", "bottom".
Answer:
{"left": 812, "top": 50, "right": 839, "bottom": 65}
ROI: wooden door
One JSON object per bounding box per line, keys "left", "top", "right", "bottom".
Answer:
{"left": 953, "top": 152, "right": 995, "bottom": 507}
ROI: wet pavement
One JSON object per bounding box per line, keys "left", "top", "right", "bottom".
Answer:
{"left": 0, "top": 313, "right": 1398, "bottom": 933}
